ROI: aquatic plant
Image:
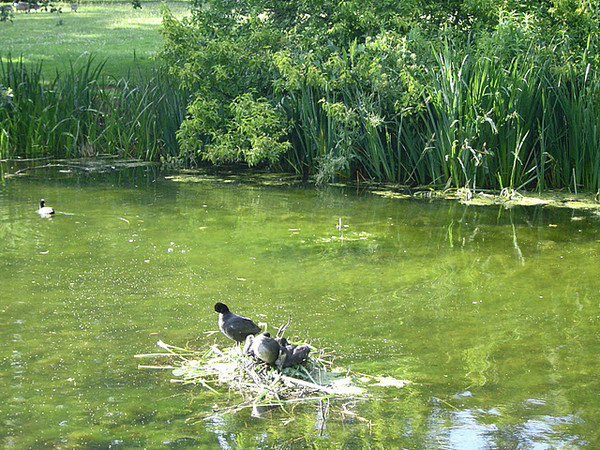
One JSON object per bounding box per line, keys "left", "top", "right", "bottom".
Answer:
{"left": 0, "top": 56, "right": 186, "bottom": 161}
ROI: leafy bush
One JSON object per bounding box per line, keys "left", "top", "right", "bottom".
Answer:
{"left": 177, "top": 92, "right": 290, "bottom": 166}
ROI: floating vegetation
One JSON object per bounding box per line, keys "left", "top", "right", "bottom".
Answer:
{"left": 318, "top": 231, "right": 373, "bottom": 244}
{"left": 136, "top": 339, "right": 409, "bottom": 420}
{"left": 4, "top": 158, "right": 157, "bottom": 177}
{"left": 452, "top": 190, "right": 600, "bottom": 211}
{"left": 164, "top": 170, "right": 304, "bottom": 187}
{"left": 168, "top": 169, "right": 600, "bottom": 212}
{"left": 371, "top": 187, "right": 600, "bottom": 211}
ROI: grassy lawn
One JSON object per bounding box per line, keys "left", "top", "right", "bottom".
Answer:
{"left": 0, "top": 1, "right": 189, "bottom": 79}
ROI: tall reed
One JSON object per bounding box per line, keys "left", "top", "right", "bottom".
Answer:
{"left": 280, "top": 43, "right": 600, "bottom": 192}
{"left": 0, "top": 56, "right": 187, "bottom": 161}
{"left": 551, "top": 64, "right": 600, "bottom": 191}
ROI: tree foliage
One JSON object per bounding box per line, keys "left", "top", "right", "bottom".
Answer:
{"left": 160, "top": 0, "right": 600, "bottom": 190}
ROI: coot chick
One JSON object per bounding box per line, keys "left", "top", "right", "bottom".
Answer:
{"left": 285, "top": 344, "right": 310, "bottom": 367}
{"left": 244, "top": 332, "right": 281, "bottom": 365}
{"left": 214, "top": 302, "right": 261, "bottom": 342}
{"left": 37, "top": 199, "right": 55, "bottom": 217}
{"left": 275, "top": 336, "right": 310, "bottom": 368}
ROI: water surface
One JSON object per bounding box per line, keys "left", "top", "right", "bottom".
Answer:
{"left": 1, "top": 166, "right": 599, "bottom": 448}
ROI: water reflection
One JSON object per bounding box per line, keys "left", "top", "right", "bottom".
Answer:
{"left": 428, "top": 405, "right": 586, "bottom": 449}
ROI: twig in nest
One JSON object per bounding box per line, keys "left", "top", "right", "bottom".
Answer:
{"left": 276, "top": 315, "right": 292, "bottom": 338}
{"left": 280, "top": 374, "right": 335, "bottom": 395}
{"left": 340, "top": 407, "right": 372, "bottom": 427}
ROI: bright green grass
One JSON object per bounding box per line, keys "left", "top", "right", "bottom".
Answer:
{"left": 0, "top": 1, "right": 189, "bottom": 79}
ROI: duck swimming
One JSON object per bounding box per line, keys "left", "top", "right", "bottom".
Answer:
{"left": 214, "top": 302, "right": 261, "bottom": 342}
{"left": 37, "top": 199, "right": 55, "bottom": 217}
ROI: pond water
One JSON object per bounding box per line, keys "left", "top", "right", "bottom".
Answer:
{"left": 1, "top": 165, "right": 599, "bottom": 448}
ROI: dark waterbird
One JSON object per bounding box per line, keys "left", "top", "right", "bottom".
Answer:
{"left": 37, "top": 199, "right": 55, "bottom": 217}
{"left": 244, "top": 332, "right": 281, "bottom": 365}
{"left": 214, "top": 302, "right": 261, "bottom": 342}
{"left": 275, "top": 336, "right": 311, "bottom": 368}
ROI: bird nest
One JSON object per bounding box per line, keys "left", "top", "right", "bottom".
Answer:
{"left": 135, "top": 339, "right": 403, "bottom": 419}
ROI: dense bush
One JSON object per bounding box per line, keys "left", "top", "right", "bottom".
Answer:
{"left": 160, "top": 0, "right": 600, "bottom": 191}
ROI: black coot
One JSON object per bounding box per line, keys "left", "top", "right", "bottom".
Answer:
{"left": 214, "top": 302, "right": 261, "bottom": 342}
